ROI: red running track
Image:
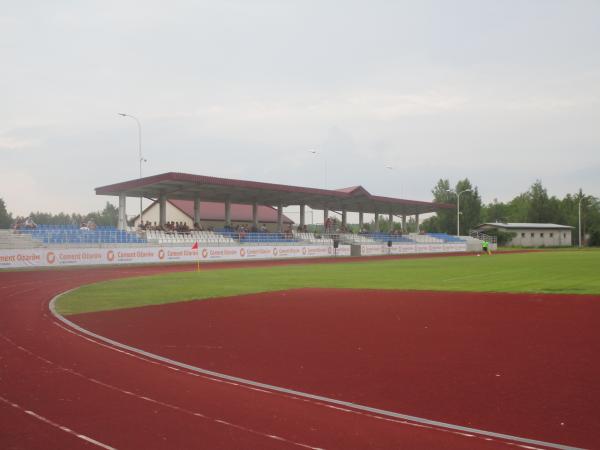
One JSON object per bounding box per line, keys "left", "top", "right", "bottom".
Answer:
{"left": 0, "top": 260, "right": 597, "bottom": 449}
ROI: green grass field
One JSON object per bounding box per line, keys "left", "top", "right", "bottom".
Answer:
{"left": 56, "top": 250, "right": 600, "bottom": 315}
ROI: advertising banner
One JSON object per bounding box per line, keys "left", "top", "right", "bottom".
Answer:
{"left": 0, "top": 244, "right": 352, "bottom": 270}
{"left": 0, "top": 241, "right": 463, "bottom": 270}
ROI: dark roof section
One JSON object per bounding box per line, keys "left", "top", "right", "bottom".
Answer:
{"left": 96, "top": 172, "right": 453, "bottom": 215}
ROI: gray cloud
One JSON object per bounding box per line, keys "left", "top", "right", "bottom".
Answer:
{"left": 1, "top": 0, "right": 599, "bottom": 217}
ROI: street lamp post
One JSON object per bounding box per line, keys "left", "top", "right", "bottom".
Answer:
{"left": 447, "top": 188, "right": 472, "bottom": 236}
{"left": 578, "top": 192, "right": 583, "bottom": 248}
{"left": 118, "top": 113, "right": 146, "bottom": 227}
{"left": 308, "top": 149, "right": 327, "bottom": 189}
{"left": 385, "top": 165, "right": 403, "bottom": 198}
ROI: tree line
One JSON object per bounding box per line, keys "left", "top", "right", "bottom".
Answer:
{"left": 421, "top": 179, "right": 600, "bottom": 246}
{"left": 0, "top": 199, "right": 119, "bottom": 229}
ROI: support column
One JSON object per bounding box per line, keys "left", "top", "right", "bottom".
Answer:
{"left": 252, "top": 202, "right": 259, "bottom": 229}
{"left": 118, "top": 193, "right": 127, "bottom": 230}
{"left": 374, "top": 212, "right": 380, "bottom": 232}
{"left": 225, "top": 198, "right": 232, "bottom": 227}
{"left": 359, "top": 211, "right": 364, "bottom": 230}
{"left": 193, "top": 197, "right": 201, "bottom": 226}
{"left": 277, "top": 204, "right": 283, "bottom": 232}
{"left": 159, "top": 194, "right": 167, "bottom": 227}
{"left": 415, "top": 213, "right": 420, "bottom": 232}
{"left": 402, "top": 215, "right": 407, "bottom": 232}
{"left": 323, "top": 208, "right": 329, "bottom": 231}
{"left": 299, "top": 204, "right": 306, "bottom": 228}
{"left": 341, "top": 209, "right": 347, "bottom": 228}
{"left": 388, "top": 213, "right": 393, "bottom": 232}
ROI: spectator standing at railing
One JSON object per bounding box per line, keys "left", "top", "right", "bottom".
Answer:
{"left": 260, "top": 223, "right": 267, "bottom": 233}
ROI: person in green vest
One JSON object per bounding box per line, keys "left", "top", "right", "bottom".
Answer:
{"left": 482, "top": 240, "right": 491, "bottom": 255}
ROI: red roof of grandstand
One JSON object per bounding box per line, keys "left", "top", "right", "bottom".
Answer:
{"left": 169, "top": 199, "right": 293, "bottom": 224}
{"left": 96, "top": 172, "right": 453, "bottom": 215}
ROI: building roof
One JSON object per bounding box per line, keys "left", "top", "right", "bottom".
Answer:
{"left": 476, "top": 222, "right": 575, "bottom": 230}
{"left": 169, "top": 199, "right": 293, "bottom": 224}
{"left": 96, "top": 172, "right": 453, "bottom": 216}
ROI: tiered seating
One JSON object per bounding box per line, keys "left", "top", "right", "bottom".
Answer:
{"left": 18, "top": 225, "right": 146, "bottom": 245}
{"left": 364, "top": 233, "right": 415, "bottom": 243}
{"left": 215, "top": 230, "right": 300, "bottom": 245}
{"left": 426, "top": 233, "right": 466, "bottom": 243}
{"left": 145, "top": 230, "right": 236, "bottom": 245}
{"left": 293, "top": 232, "right": 334, "bottom": 246}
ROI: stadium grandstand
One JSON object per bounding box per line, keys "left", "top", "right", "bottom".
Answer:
{"left": 1, "top": 172, "right": 493, "bottom": 269}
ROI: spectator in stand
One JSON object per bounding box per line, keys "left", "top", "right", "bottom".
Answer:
{"left": 87, "top": 220, "right": 97, "bottom": 231}
{"left": 24, "top": 217, "right": 37, "bottom": 229}
{"left": 260, "top": 223, "right": 268, "bottom": 233}
{"left": 80, "top": 222, "right": 90, "bottom": 231}
{"left": 12, "top": 217, "right": 24, "bottom": 232}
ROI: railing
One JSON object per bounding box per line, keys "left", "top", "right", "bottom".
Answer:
{"left": 327, "top": 232, "right": 467, "bottom": 245}
{"left": 469, "top": 231, "right": 498, "bottom": 244}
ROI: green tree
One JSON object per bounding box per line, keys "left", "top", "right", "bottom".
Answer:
{"left": 454, "top": 178, "right": 482, "bottom": 235}
{"left": 0, "top": 198, "right": 13, "bottom": 228}
{"left": 482, "top": 199, "right": 510, "bottom": 223}
{"left": 431, "top": 179, "right": 455, "bottom": 233}
{"left": 527, "top": 180, "right": 553, "bottom": 223}
{"left": 430, "top": 178, "right": 482, "bottom": 235}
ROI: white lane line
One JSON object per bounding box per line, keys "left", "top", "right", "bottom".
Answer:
{"left": 50, "top": 293, "right": 583, "bottom": 450}
{"left": 0, "top": 395, "right": 117, "bottom": 450}
{"left": 1, "top": 334, "right": 323, "bottom": 450}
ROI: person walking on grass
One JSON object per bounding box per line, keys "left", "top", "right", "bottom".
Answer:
{"left": 482, "top": 240, "right": 492, "bottom": 255}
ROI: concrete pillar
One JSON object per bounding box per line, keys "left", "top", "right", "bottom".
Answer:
{"left": 342, "top": 209, "right": 347, "bottom": 228}
{"left": 374, "top": 212, "right": 380, "bottom": 232}
{"left": 225, "top": 198, "right": 232, "bottom": 227}
{"left": 359, "top": 211, "right": 364, "bottom": 229}
{"left": 388, "top": 213, "right": 393, "bottom": 232}
{"left": 402, "top": 214, "right": 407, "bottom": 232}
{"left": 323, "top": 208, "right": 329, "bottom": 222}
{"left": 159, "top": 194, "right": 167, "bottom": 227}
{"left": 252, "top": 202, "right": 259, "bottom": 229}
{"left": 193, "top": 197, "right": 201, "bottom": 225}
{"left": 118, "top": 193, "right": 127, "bottom": 230}
{"left": 299, "top": 204, "right": 306, "bottom": 227}
{"left": 415, "top": 213, "right": 420, "bottom": 232}
{"left": 277, "top": 204, "right": 283, "bottom": 232}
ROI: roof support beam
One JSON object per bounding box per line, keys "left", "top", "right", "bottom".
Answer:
{"left": 225, "top": 198, "right": 232, "bottom": 227}
{"left": 159, "top": 194, "right": 167, "bottom": 227}
{"left": 193, "top": 197, "right": 201, "bottom": 226}
{"left": 277, "top": 204, "right": 283, "bottom": 232}
{"left": 118, "top": 193, "right": 127, "bottom": 230}
{"left": 252, "top": 202, "right": 258, "bottom": 229}
{"left": 299, "top": 204, "right": 305, "bottom": 228}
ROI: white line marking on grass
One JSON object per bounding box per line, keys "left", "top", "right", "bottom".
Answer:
{"left": 0, "top": 395, "right": 117, "bottom": 450}
{"left": 50, "top": 291, "right": 583, "bottom": 450}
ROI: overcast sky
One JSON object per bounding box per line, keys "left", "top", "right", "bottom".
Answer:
{"left": 2, "top": 0, "right": 599, "bottom": 218}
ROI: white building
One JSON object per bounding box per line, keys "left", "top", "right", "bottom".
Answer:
{"left": 474, "top": 223, "right": 574, "bottom": 247}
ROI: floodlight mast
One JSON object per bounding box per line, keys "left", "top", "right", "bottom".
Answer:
{"left": 118, "top": 113, "right": 145, "bottom": 227}
{"left": 308, "top": 149, "right": 327, "bottom": 189}
{"left": 579, "top": 191, "right": 583, "bottom": 248}
{"left": 446, "top": 188, "right": 472, "bottom": 236}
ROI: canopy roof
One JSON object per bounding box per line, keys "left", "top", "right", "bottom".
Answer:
{"left": 476, "top": 222, "right": 575, "bottom": 230}
{"left": 96, "top": 172, "right": 453, "bottom": 216}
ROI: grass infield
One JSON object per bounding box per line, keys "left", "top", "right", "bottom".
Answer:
{"left": 57, "top": 249, "right": 600, "bottom": 315}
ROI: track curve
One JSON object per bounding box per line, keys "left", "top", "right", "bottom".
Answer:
{"left": 0, "top": 262, "right": 580, "bottom": 449}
